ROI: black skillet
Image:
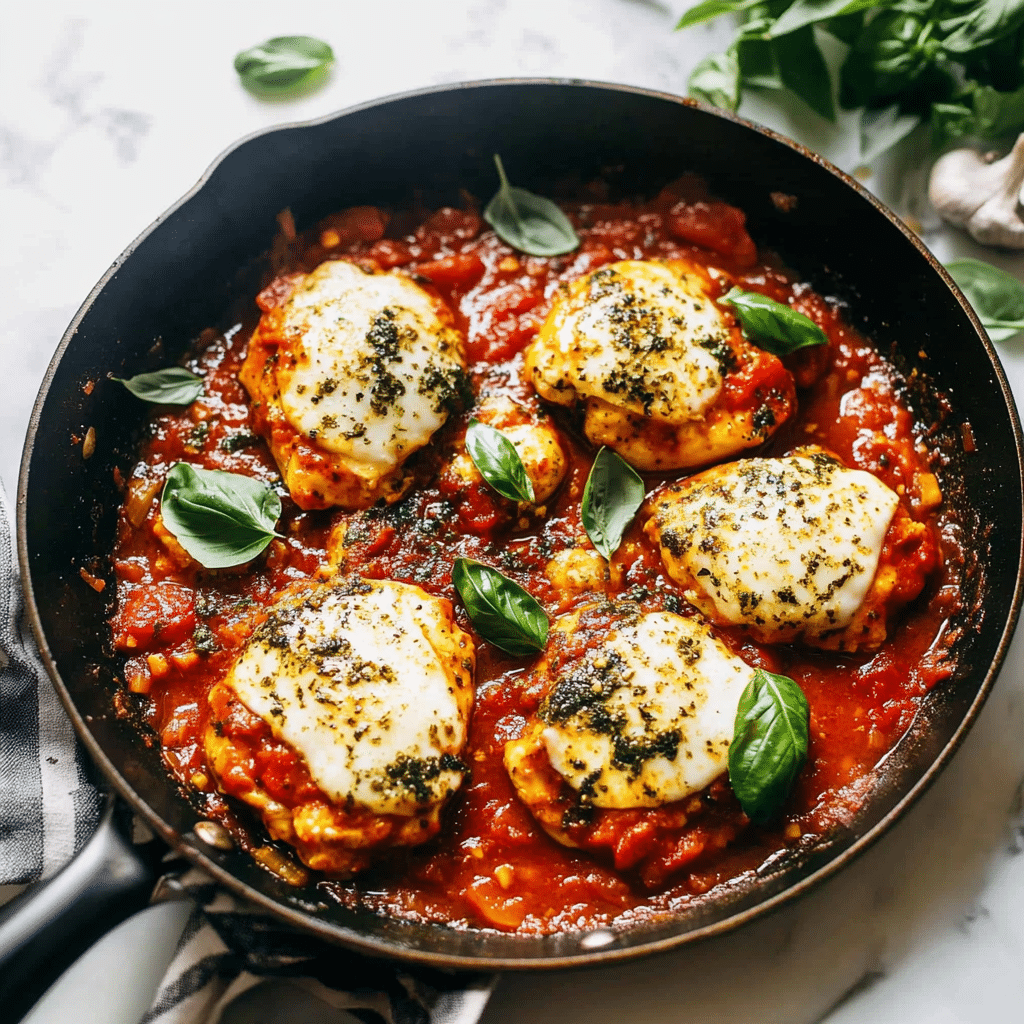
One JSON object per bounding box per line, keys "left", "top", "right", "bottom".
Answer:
{"left": 5, "top": 80, "right": 1023, "bottom": 1003}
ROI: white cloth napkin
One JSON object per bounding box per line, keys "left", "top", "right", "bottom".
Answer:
{"left": 0, "top": 483, "right": 495, "bottom": 1023}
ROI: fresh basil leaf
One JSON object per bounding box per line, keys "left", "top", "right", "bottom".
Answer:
{"left": 451, "top": 558, "right": 549, "bottom": 656}
{"left": 483, "top": 155, "right": 579, "bottom": 258}
{"left": 972, "top": 82, "right": 1024, "bottom": 134}
{"left": 737, "top": 35, "right": 782, "bottom": 90}
{"left": 839, "top": 10, "right": 941, "bottom": 109}
{"left": 676, "top": 0, "right": 763, "bottom": 29}
{"left": 946, "top": 258, "right": 1024, "bottom": 340}
{"left": 689, "top": 50, "right": 742, "bottom": 111}
{"left": 465, "top": 419, "right": 535, "bottom": 503}
{"left": 769, "top": 0, "right": 881, "bottom": 39}
{"left": 939, "top": 0, "right": 1024, "bottom": 55}
{"left": 582, "top": 447, "right": 646, "bottom": 562}
{"left": 113, "top": 367, "right": 204, "bottom": 405}
{"left": 774, "top": 25, "right": 836, "bottom": 119}
{"left": 720, "top": 287, "right": 828, "bottom": 353}
{"left": 161, "top": 463, "right": 281, "bottom": 569}
{"left": 234, "top": 36, "right": 334, "bottom": 95}
{"left": 860, "top": 103, "right": 921, "bottom": 159}
{"left": 930, "top": 99, "right": 979, "bottom": 147}
{"left": 823, "top": 9, "right": 867, "bottom": 44}
{"left": 728, "top": 668, "right": 809, "bottom": 824}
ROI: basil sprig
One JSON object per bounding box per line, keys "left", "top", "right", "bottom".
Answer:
{"left": 161, "top": 463, "right": 281, "bottom": 569}
{"left": 114, "top": 367, "right": 204, "bottom": 405}
{"left": 728, "top": 668, "right": 810, "bottom": 825}
{"left": 452, "top": 558, "right": 549, "bottom": 656}
{"left": 233, "top": 36, "right": 334, "bottom": 95}
{"left": 465, "top": 419, "right": 535, "bottom": 503}
{"left": 720, "top": 287, "right": 828, "bottom": 354}
{"left": 582, "top": 447, "right": 646, "bottom": 561}
{"left": 677, "top": 0, "right": 1024, "bottom": 159}
{"left": 946, "top": 258, "right": 1024, "bottom": 342}
{"left": 483, "top": 155, "right": 580, "bottom": 258}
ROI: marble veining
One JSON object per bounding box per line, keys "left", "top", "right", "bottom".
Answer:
{"left": 3, "top": 4, "right": 1023, "bottom": 1023}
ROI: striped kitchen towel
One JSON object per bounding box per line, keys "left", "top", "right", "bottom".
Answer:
{"left": 0, "top": 484, "right": 101, "bottom": 885}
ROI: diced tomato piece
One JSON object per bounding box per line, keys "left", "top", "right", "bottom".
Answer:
{"left": 668, "top": 199, "right": 757, "bottom": 266}
{"left": 112, "top": 582, "right": 195, "bottom": 651}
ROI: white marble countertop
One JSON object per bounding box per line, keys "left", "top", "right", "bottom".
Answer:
{"left": 5, "top": 3, "right": 1024, "bottom": 1023}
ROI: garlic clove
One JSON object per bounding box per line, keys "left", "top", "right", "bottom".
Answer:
{"left": 929, "top": 133, "right": 1024, "bottom": 247}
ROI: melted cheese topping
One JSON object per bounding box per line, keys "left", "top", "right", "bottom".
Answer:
{"left": 276, "top": 261, "right": 465, "bottom": 471}
{"left": 652, "top": 451, "right": 900, "bottom": 636}
{"left": 530, "top": 260, "right": 731, "bottom": 423}
{"left": 225, "top": 579, "right": 473, "bottom": 816}
{"left": 539, "top": 612, "right": 755, "bottom": 808}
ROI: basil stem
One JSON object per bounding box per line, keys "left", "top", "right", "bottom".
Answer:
{"left": 581, "top": 447, "right": 646, "bottom": 561}
{"left": 946, "top": 258, "right": 1024, "bottom": 342}
{"left": 233, "top": 36, "right": 334, "bottom": 95}
{"left": 483, "top": 155, "right": 580, "bottom": 258}
{"left": 113, "top": 367, "right": 204, "bottom": 405}
{"left": 465, "top": 419, "right": 535, "bottom": 503}
{"left": 161, "top": 463, "right": 281, "bottom": 569}
{"left": 728, "top": 668, "right": 810, "bottom": 825}
{"left": 452, "top": 558, "right": 549, "bottom": 656}
{"left": 720, "top": 287, "right": 828, "bottom": 354}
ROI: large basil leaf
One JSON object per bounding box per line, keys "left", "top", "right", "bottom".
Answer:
{"left": 113, "top": 367, "right": 204, "bottom": 405}
{"left": 161, "top": 463, "right": 282, "bottom": 569}
{"left": 689, "top": 50, "right": 742, "bottom": 110}
{"left": 582, "top": 448, "right": 646, "bottom": 561}
{"left": 720, "top": 287, "right": 829, "bottom": 353}
{"left": 769, "top": 0, "right": 882, "bottom": 39}
{"left": 233, "top": 36, "right": 334, "bottom": 95}
{"left": 775, "top": 25, "right": 837, "bottom": 119}
{"left": 483, "top": 155, "right": 579, "bottom": 257}
{"left": 839, "top": 10, "right": 943, "bottom": 109}
{"left": 465, "top": 419, "right": 535, "bottom": 503}
{"left": 452, "top": 558, "right": 549, "bottom": 656}
{"left": 940, "top": 0, "right": 1024, "bottom": 55}
{"left": 728, "top": 668, "right": 810, "bottom": 824}
{"left": 677, "top": 0, "right": 763, "bottom": 29}
{"left": 946, "top": 258, "right": 1024, "bottom": 340}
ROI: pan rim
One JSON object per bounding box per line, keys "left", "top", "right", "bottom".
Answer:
{"left": 16, "top": 76, "right": 1024, "bottom": 970}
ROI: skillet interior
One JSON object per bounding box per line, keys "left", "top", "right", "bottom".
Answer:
{"left": 18, "top": 80, "right": 1024, "bottom": 968}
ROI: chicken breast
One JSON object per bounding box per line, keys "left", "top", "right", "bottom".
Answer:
{"left": 525, "top": 260, "right": 795, "bottom": 471}
{"left": 204, "top": 576, "right": 475, "bottom": 876}
{"left": 645, "top": 447, "right": 939, "bottom": 651}
{"left": 240, "top": 260, "right": 468, "bottom": 510}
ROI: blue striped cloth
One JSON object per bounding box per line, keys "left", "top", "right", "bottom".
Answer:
{"left": 0, "top": 482, "right": 495, "bottom": 1023}
{"left": 0, "top": 485, "right": 101, "bottom": 885}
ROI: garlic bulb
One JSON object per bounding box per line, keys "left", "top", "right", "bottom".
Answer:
{"left": 928, "top": 134, "right": 1024, "bottom": 249}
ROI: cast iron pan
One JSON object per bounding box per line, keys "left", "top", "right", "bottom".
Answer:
{"left": 7, "top": 80, "right": 1024, "bottom": 992}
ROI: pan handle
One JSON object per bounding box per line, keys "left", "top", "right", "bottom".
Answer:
{"left": 0, "top": 793, "right": 164, "bottom": 1023}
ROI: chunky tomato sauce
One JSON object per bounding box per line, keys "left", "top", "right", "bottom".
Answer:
{"left": 110, "top": 176, "right": 961, "bottom": 933}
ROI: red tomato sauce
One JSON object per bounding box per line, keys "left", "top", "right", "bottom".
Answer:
{"left": 110, "top": 175, "right": 961, "bottom": 933}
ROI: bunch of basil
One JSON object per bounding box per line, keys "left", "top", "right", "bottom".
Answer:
{"left": 681, "top": 0, "right": 1024, "bottom": 159}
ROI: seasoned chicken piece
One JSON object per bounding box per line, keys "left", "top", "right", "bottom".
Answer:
{"left": 645, "top": 447, "right": 939, "bottom": 652}
{"left": 204, "top": 576, "right": 475, "bottom": 876}
{"left": 240, "top": 260, "right": 468, "bottom": 510}
{"left": 525, "top": 260, "right": 795, "bottom": 471}
{"left": 504, "top": 602, "right": 750, "bottom": 883}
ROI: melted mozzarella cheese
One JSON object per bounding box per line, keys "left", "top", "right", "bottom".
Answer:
{"left": 277, "top": 261, "right": 465, "bottom": 470}
{"left": 540, "top": 612, "right": 755, "bottom": 808}
{"left": 530, "top": 260, "right": 731, "bottom": 423}
{"left": 226, "top": 579, "right": 473, "bottom": 816}
{"left": 651, "top": 451, "right": 900, "bottom": 636}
